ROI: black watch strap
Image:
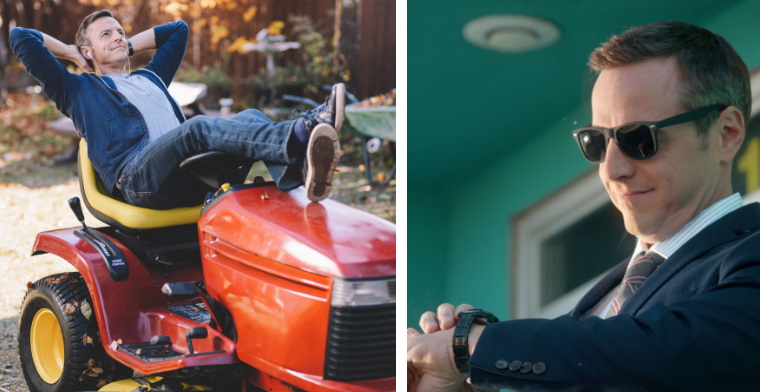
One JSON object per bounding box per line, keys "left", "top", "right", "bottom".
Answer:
{"left": 452, "top": 309, "right": 499, "bottom": 375}
{"left": 127, "top": 40, "right": 134, "bottom": 57}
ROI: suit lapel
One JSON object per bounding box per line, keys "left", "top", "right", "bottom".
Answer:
{"left": 569, "top": 258, "right": 629, "bottom": 319}
{"left": 622, "top": 203, "right": 760, "bottom": 315}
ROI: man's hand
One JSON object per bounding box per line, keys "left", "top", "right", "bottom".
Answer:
{"left": 69, "top": 47, "right": 94, "bottom": 73}
{"left": 407, "top": 327, "right": 467, "bottom": 392}
{"left": 419, "top": 303, "right": 474, "bottom": 333}
{"left": 407, "top": 303, "right": 496, "bottom": 392}
{"left": 39, "top": 33, "right": 94, "bottom": 73}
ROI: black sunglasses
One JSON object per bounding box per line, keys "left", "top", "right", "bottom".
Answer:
{"left": 572, "top": 104, "right": 726, "bottom": 163}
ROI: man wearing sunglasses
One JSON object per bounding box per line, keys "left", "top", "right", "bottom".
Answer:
{"left": 408, "top": 20, "right": 760, "bottom": 391}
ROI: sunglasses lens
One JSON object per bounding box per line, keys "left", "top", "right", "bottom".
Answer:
{"left": 616, "top": 124, "right": 655, "bottom": 159}
{"left": 577, "top": 130, "right": 607, "bottom": 162}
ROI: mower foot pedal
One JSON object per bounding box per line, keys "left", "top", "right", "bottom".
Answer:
{"left": 162, "top": 282, "right": 198, "bottom": 296}
{"left": 119, "top": 339, "right": 181, "bottom": 363}
{"left": 150, "top": 335, "right": 171, "bottom": 346}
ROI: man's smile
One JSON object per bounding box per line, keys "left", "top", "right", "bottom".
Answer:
{"left": 610, "top": 187, "right": 655, "bottom": 203}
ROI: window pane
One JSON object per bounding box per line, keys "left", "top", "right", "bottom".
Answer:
{"left": 539, "top": 202, "right": 634, "bottom": 306}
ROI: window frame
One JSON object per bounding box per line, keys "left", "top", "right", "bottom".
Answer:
{"left": 511, "top": 169, "right": 612, "bottom": 319}
{"left": 742, "top": 68, "right": 760, "bottom": 203}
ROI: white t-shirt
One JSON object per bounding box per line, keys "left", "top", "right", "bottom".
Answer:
{"left": 107, "top": 73, "right": 181, "bottom": 142}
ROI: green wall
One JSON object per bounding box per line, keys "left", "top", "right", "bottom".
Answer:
{"left": 407, "top": 105, "right": 593, "bottom": 325}
{"left": 443, "top": 108, "right": 593, "bottom": 318}
{"left": 407, "top": 0, "right": 760, "bottom": 327}
{"left": 407, "top": 186, "right": 450, "bottom": 327}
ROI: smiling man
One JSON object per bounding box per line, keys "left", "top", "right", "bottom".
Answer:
{"left": 592, "top": 57, "right": 740, "bottom": 248}
{"left": 78, "top": 14, "right": 131, "bottom": 74}
{"left": 10, "top": 10, "right": 344, "bottom": 209}
{"left": 408, "top": 21, "right": 760, "bottom": 391}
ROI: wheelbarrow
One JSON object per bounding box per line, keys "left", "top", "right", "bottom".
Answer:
{"left": 345, "top": 103, "right": 396, "bottom": 187}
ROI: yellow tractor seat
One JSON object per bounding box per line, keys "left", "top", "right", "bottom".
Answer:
{"left": 77, "top": 139, "right": 202, "bottom": 231}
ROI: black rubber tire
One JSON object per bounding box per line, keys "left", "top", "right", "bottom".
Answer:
{"left": 18, "top": 272, "right": 129, "bottom": 392}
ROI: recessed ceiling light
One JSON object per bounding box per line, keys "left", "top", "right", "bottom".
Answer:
{"left": 463, "top": 14, "right": 560, "bottom": 53}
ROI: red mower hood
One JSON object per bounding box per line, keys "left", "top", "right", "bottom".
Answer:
{"left": 198, "top": 185, "right": 396, "bottom": 279}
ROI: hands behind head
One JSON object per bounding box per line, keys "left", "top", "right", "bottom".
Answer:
{"left": 71, "top": 45, "right": 94, "bottom": 73}
{"left": 407, "top": 303, "right": 495, "bottom": 392}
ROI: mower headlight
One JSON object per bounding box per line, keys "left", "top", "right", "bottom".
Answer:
{"left": 331, "top": 278, "right": 396, "bottom": 307}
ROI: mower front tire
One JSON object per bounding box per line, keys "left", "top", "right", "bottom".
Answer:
{"left": 18, "top": 272, "right": 128, "bottom": 392}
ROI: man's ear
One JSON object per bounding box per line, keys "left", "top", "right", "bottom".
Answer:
{"left": 718, "top": 106, "right": 745, "bottom": 163}
{"left": 79, "top": 46, "right": 91, "bottom": 59}
{"left": 79, "top": 46, "right": 96, "bottom": 72}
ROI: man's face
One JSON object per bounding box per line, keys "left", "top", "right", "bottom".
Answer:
{"left": 592, "top": 56, "right": 726, "bottom": 245}
{"left": 85, "top": 17, "right": 128, "bottom": 67}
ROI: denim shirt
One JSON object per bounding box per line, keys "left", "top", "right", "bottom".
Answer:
{"left": 9, "top": 21, "right": 188, "bottom": 193}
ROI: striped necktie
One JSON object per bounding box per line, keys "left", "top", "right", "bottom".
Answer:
{"left": 608, "top": 251, "right": 665, "bottom": 317}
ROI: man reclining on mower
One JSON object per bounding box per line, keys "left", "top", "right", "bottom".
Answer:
{"left": 10, "top": 9, "right": 344, "bottom": 209}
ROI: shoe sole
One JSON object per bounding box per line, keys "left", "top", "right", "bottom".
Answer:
{"left": 305, "top": 123, "right": 341, "bottom": 202}
{"left": 333, "top": 83, "right": 345, "bottom": 132}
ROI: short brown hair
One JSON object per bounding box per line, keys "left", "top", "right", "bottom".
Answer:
{"left": 75, "top": 9, "right": 113, "bottom": 49}
{"left": 589, "top": 21, "right": 750, "bottom": 137}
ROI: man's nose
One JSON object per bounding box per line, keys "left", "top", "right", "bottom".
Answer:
{"left": 600, "top": 139, "right": 635, "bottom": 180}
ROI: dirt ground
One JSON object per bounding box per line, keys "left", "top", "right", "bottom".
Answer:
{"left": 0, "top": 130, "right": 396, "bottom": 389}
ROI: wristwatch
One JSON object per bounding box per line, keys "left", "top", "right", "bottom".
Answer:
{"left": 127, "top": 40, "right": 134, "bottom": 57}
{"left": 453, "top": 309, "right": 499, "bottom": 375}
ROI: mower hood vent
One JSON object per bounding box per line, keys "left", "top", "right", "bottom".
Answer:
{"left": 324, "top": 303, "right": 395, "bottom": 381}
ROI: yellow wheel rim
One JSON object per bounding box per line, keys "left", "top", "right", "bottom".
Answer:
{"left": 30, "top": 308, "right": 64, "bottom": 384}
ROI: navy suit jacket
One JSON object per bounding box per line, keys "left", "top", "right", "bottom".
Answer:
{"left": 469, "top": 203, "right": 760, "bottom": 391}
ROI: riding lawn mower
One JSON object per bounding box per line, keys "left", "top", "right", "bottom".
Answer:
{"left": 18, "top": 138, "right": 396, "bottom": 391}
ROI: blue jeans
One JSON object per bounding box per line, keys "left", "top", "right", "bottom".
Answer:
{"left": 117, "top": 109, "right": 304, "bottom": 209}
